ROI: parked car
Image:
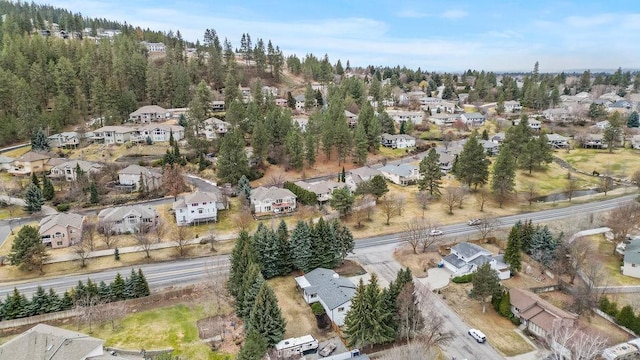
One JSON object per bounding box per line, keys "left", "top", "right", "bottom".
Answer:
{"left": 468, "top": 218, "right": 482, "bottom": 226}
{"left": 319, "top": 342, "right": 337, "bottom": 357}
{"left": 468, "top": 328, "right": 486, "bottom": 343}
{"left": 430, "top": 229, "right": 444, "bottom": 236}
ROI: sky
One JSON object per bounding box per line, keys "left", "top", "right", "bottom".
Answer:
{"left": 35, "top": 0, "right": 640, "bottom": 72}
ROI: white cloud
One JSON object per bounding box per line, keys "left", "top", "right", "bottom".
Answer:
{"left": 565, "top": 14, "right": 614, "bottom": 27}
{"left": 441, "top": 10, "right": 468, "bottom": 19}
{"left": 396, "top": 9, "right": 430, "bottom": 18}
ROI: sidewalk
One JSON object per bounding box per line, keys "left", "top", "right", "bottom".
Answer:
{"left": 45, "top": 233, "right": 239, "bottom": 264}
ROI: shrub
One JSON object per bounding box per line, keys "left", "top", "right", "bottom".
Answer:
{"left": 452, "top": 273, "right": 474, "bottom": 283}
{"left": 311, "top": 303, "right": 325, "bottom": 316}
{"left": 56, "top": 203, "right": 70, "bottom": 212}
{"left": 284, "top": 181, "right": 317, "bottom": 205}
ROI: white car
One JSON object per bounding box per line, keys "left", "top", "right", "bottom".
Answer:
{"left": 468, "top": 328, "right": 486, "bottom": 343}
{"left": 467, "top": 218, "right": 482, "bottom": 226}
{"left": 430, "top": 229, "right": 444, "bottom": 236}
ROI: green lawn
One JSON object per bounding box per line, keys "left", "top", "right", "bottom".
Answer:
{"left": 66, "top": 304, "right": 234, "bottom": 360}
{"left": 557, "top": 148, "right": 640, "bottom": 179}
{"left": 589, "top": 236, "right": 640, "bottom": 286}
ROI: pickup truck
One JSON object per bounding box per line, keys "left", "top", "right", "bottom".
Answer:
{"left": 318, "top": 342, "right": 337, "bottom": 357}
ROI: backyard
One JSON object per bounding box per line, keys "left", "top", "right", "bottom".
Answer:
{"left": 584, "top": 235, "right": 640, "bottom": 286}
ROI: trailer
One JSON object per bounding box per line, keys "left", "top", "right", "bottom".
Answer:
{"left": 275, "top": 335, "right": 319, "bottom": 359}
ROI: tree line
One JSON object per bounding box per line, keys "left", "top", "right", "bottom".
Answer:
{"left": 0, "top": 268, "right": 149, "bottom": 321}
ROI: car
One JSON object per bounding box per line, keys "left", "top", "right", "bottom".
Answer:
{"left": 467, "top": 218, "right": 482, "bottom": 226}
{"left": 318, "top": 342, "right": 337, "bottom": 357}
{"left": 468, "top": 328, "right": 486, "bottom": 343}
{"left": 430, "top": 229, "right": 444, "bottom": 236}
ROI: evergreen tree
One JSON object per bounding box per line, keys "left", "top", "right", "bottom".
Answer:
{"left": 3, "top": 288, "right": 28, "bottom": 320}
{"left": 124, "top": 268, "right": 138, "bottom": 298}
{"left": 237, "top": 330, "right": 268, "bottom": 360}
{"left": 304, "top": 132, "right": 316, "bottom": 167}
{"left": 329, "top": 187, "right": 354, "bottom": 218}
{"left": 23, "top": 183, "right": 45, "bottom": 213}
{"left": 239, "top": 262, "right": 264, "bottom": 320}
{"left": 353, "top": 121, "right": 368, "bottom": 165}
{"left": 60, "top": 291, "right": 74, "bottom": 310}
{"left": 31, "top": 172, "right": 40, "bottom": 188}
{"left": 502, "top": 116, "right": 533, "bottom": 161}
{"left": 332, "top": 219, "right": 355, "bottom": 263}
{"left": 217, "top": 129, "right": 250, "bottom": 185}
{"left": 114, "top": 247, "right": 120, "bottom": 261}
{"left": 394, "top": 282, "right": 425, "bottom": 341}
{"left": 491, "top": 147, "right": 517, "bottom": 208}
{"left": 89, "top": 182, "right": 99, "bottom": 204}
{"left": 604, "top": 112, "right": 623, "bottom": 154}
{"left": 529, "top": 225, "right": 558, "bottom": 267}
{"left": 31, "top": 129, "right": 50, "bottom": 152}
{"left": 344, "top": 274, "right": 395, "bottom": 348}
{"left": 135, "top": 268, "right": 150, "bottom": 297}
{"left": 368, "top": 175, "right": 389, "bottom": 200}
{"left": 628, "top": 111, "right": 640, "bottom": 128}
{"left": 247, "top": 282, "right": 286, "bottom": 347}
{"left": 616, "top": 305, "right": 636, "bottom": 329}
{"left": 310, "top": 218, "right": 335, "bottom": 269}
{"left": 228, "top": 231, "right": 255, "bottom": 297}
{"left": 47, "top": 288, "right": 62, "bottom": 313}
{"left": 454, "top": 134, "right": 489, "bottom": 188}
{"left": 98, "top": 281, "right": 111, "bottom": 302}
{"left": 289, "top": 221, "right": 313, "bottom": 272}
{"left": 237, "top": 175, "right": 252, "bottom": 202}
{"left": 8, "top": 225, "right": 48, "bottom": 272}
{"left": 254, "top": 225, "right": 281, "bottom": 279}
{"left": 518, "top": 135, "right": 552, "bottom": 174}
{"left": 41, "top": 174, "right": 55, "bottom": 201}
{"left": 285, "top": 124, "right": 305, "bottom": 170}
{"left": 472, "top": 262, "right": 501, "bottom": 313}
{"left": 504, "top": 225, "right": 522, "bottom": 273}
{"left": 111, "top": 272, "right": 126, "bottom": 300}
{"left": 418, "top": 148, "right": 443, "bottom": 196}
{"left": 276, "top": 220, "right": 292, "bottom": 275}
{"left": 520, "top": 220, "right": 536, "bottom": 254}
{"left": 29, "top": 286, "right": 49, "bottom": 315}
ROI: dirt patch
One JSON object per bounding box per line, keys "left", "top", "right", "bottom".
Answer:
{"left": 393, "top": 247, "right": 441, "bottom": 278}
{"left": 441, "top": 283, "right": 535, "bottom": 357}
{"left": 196, "top": 313, "right": 244, "bottom": 355}
{"left": 334, "top": 260, "right": 366, "bottom": 277}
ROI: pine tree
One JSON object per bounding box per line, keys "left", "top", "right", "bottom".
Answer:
{"left": 418, "top": 148, "right": 443, "bottom": 196}
{"left": 353, "top": 121, "right": 368, "bottom": 165}
{"left": 3, "top": 288, "right": 28, "bottom": 320}
{"left": 285, "top": 124, "right": 305, "bottom": 170}
{"left": 254, "top": 225, "right": 280, "bottom": 279}
{"left": 217, "top": 129, "right": 250, "bottom": 185}
{"left": 114, "top": 247, "right": 120, "bottom": 261}
{"left": 23, "top": 183, "right": 45, "bottom": 213}
{"left": 8, "top": 225, "right": 48, "bottom": 272}
{"left": 41, "top": 174, "right": 55, "bottom": 201}
{"left": 237, "top": 175, "right": 252, "bottom": 202}
{"left": 47, "top": 288, "right": 62, "bottom": 313}
{"left": 237, "top": 331, "right": 268, "bottom": 360}
{"left": 502, "top": 116, "right": 532, "bottom": 161}
{"left": 329, "top": 187, "right": 354, "bottom": 218}
{"left": 276, "top": 220, "right": 292, "bottom": 275}
{"left": 60, "top": 291, "right": 74, "bottom": 310}
{"left": 239, "top": 262, "right": 264, "bottom": 320}
{"left": 304, "top": 132, "right": 316, "bottom": 167}
{"left": 135, "top": 268, "right": 150, "bottom": 297}
{"left": 472, "top": 262, "right": 501, "bottom": 313}
{"left": 247, "top": 282, "right": 286, "bottom": 347}
{"left": 344, "top": 274, "right": 395, "bottom": 348}
{"left": 332, "top": 220, "right": 354, "bottom": 263}
{"left": 31, "top": 172, "right": 40, "bottom": 188}
{"left": 29, "top": 286, "right": 49, "bottom": 315}
{"left": 98, "top": 281, "right": 111, "bottom": 302}
{"left": 290, "top": 221, "right": 313, "bottom": 272}
{"left": 124, "top": 268, "right": 138, "bottom": 298}
{"left": 627, "top": 111, "right": 639, "bottom": 128}
{"left": 310, "top": 218, "right": 334, "bottom": 269}
{"left": 228, "top": 231, "right": 255, "bottom": 297}
{"left": 89, "top": 182, "right": 99, "bottom": 204}
{"left": 31, "top": 128, "right": 50, "bottom": 152}
{"left": 504, "top": 225, "right": 522, "bottom": 273}
{"left": 491, "top": 147, "right": 517, "bottom": 208}
{"left": 454, "top": 134, "right": 489, "bottom": 189}
{"left": 369, "top": 175, "right": 389, "bottom": 200}
{"left": 111, "top": 272, "right": 126, "bottom": 300}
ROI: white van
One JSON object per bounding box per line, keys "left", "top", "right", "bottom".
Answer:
{"left": 468, "top": 328, "right": 486, "bottom": 343}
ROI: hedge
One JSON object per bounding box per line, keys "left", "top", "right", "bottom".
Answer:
{"left": 452, "top": 273, "right": 474, "bottom": 283}
{"left": 284, "top": 182, "right": 318, "bottom": 205}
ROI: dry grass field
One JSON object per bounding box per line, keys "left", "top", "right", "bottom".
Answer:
{"left": 556, "top": 148, "right": 640, "bottom": 180}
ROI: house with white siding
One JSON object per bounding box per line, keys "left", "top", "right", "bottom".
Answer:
{"left": 117, "top": 164, "right": 162, "bottom": 191}
{"left": 49, "top": 160, "right": 103, "bottom": 181}
{"left": 380, "top": 133, "right": 416, "bottom": 149}
{"left": 129, "top": 105, "right": 170, "bottom": 123}
{"left": 98, "top": 205, "right": 158, "bottom": 234}
{"left": 378, "top": 163, "right": 420, "bottom": 186}
{"left": 173, "top": 191, "right": 220, "bottom": 226}
{"left": 250, "top": 186, "right": 297, "bottom": 214}
{"left": 442, "top": 242, "right": 511, "bottom": 280}
{"left": 295, "top": 268, "right": 356, "bottom": 327}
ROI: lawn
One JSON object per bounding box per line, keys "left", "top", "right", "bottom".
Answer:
{"left": 0, "top": 205, "right": 25, "bottom": 220}
{"left": 441, "top": 283, "right": 535, "bottom": 357}
{"left": 586, "top": 235, "right": 640, "bottom": 286}
{"left": 65, "top": 304, "right": 234, "bottom": 360}
{"left": 1, "top": 145, "right": 31, "bottom": 158}
{"left": 556, "top": 148, "right": 640, "bottom": 180}
{"left": 67, "top": 142, "right": 169, "bottom": 163}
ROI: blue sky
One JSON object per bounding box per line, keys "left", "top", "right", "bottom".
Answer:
{"left": 38, "top": 0, "right": 640, "bottom": 72}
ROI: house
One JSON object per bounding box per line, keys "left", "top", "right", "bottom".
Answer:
{"left": 581, "top": 134, "right": 607, "bottom": 149}
{"left": 293, "top": 116, "right": 309, "bottom": 132}
{"left": 9, "top": 151, "right": 51, "bottom": 175}
{"left": 528, "top": 119, "right": 542, "bottom": 131}
{"left": 211, "top": 100, "right": 225, "bottom": 111}
{"left": 0, "top": 155, "right": 14, "bottom": 171}
{"left": 98, "top": 204, "right": 158, "bottom": 234}
{"left": 509, "top": 288, "right": 577, "bottom": 338}
{"left": 142, "top": 41, "right": 166, "bottom": 52}
{"left": 622, "top": 238, "right": 640, "bottom": 279}
{"left": 592, "top": 120, "right": 610, "bottom": 130}
{"left": 542, "top": 108, "right": 573, "bottom": 122}
{"left": 275, "top": 97, "right": 288, "bottom": 107}
{"left": 545, "top": 133, "right": 570, "bottom": 149}
{"left": 294, "top": 95, "right": 306, "bottom": 111}
{"left": 203, "top": 117, "right": 231, "bottom": 139}
{"left": 129, "top": 105, "right": 170, "bottom": 123}
{"left": 345, "top": 110, "right": 358, "bottom": 128}
{"left": 48, "top": 131, "right": 82, "bottom": 148}
{"left": 460, "top": 112, "right": 486, "bottom": 126}
{"left": 91, "top": 126, "right": 136, "bottom": 144}
{"left": 250, "top": 186, "right": 297, "bottom": 214}
{"left": 602, "top": 338, "right": 640, "bottom": 360}
{"left": 429, "top": 113, "right": 460, "bottom": 126}
{"left": 173, "top": 191, "right": 220, "bottom": 226}
{"left": 262, "top": 86, "right": 278, "bottom": 97}
{"left": 434, "top": 149, "right": 455, "bottom": 173}
{"left": 491, "top": 132, "right": 506, "bottom": 144}
{"left": 49, "top": 160, "right": 103, "bottom": 181}
{"left": 378, "top": 163, "right": 421, "bottom": 186}
{"left": 479, "top": 140, "right": 500, "bottom": 155}
{"left": 39, "top": 212, "right": 85, "bottom": 249}
{"left": 0, "top": 323, "right": 105, "bottom": 360}
{"left": 504, "top": 100, "right": 522, "bottom": 112}
{"left": 380, "top": 133, "right": 416, "bottom": 149}
{"left": 117, "top": 164, "right": 162, "bottom": 192}
{"left": 442, "top": 242, "right": 511, "bottom": 280}
{"left": 386, "top": 109, "right": 425, "bottom": 124}
{"left": 134, "top": 124, "right": 185, "bottom": 143}
{"left": 294, "top": 180, "right": 343, "bottom": 203}
{"left": 346, "top": 166, "right": 382, "bottom": 191}
{"left": 295, "top": 268, "right": 356, "bottom": 326}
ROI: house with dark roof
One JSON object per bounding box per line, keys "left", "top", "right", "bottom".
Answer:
{"left": 0, "top": 323, "right": 105, "bottom": 360}
{"left": 380, "top": 133, "right": 416, "bottom": 149}
{"left": 295, "top": 268, "right": 357, "bottom": 326}
{"left": 379, "top": 163, "right": 421, "bottom": 186}
{"left": 39, "top": 212, "right": 85, "bottom": 248}
{"left": 173, "top": 191, "right": 221, "bottom": 225}
{"left": 509, "top": 288, "right": 577, "bottom": 338}
{"left": 442, "top": 242, "right": 511, "bottom": 280}
{"left": 250, "top": 186, "right": 297, "bottom": 214}
{"left": 98, "top": 205, "right": 158, "bottom": 234}
{"left": 622, "top": 238, "right": 640, "bottom": 279}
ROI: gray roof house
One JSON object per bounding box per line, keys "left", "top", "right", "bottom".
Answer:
{"left": 295, "top": 180, "right": 343, "bottom": 203}
{"left": 545, "top": 133, "right": 570, "bottom": 148}
{"left": 98, "top": 204, "right": 158, "bottom": 234}
{"left": 346, "top": 166, "right": 382, "bottom": 191}
{"left": 129, "top": 105, "right": 170, "bottom": 123}
{"left": 622, "top": 238, "right": 640, "bottom": 279}
{"left": 117, "top": 164, "right": 162, "bottom": 192}
{"left": 460, "top": 112, "right": 486, "bottom": 126}
{"left": 48, "top": 131, "right": 83, "bottom": 148}
{"left": 295, "top": 268, "right": 356, "bottom": 326}
{"left": 0, "top": 323, "right": 105, "bottom": 360}
{"left": 251, "top": 186, "right": 297, "bottom": 214}
{"left": 49, "top": 160, "right": 104, "bottom": 181}
{"left": 442, "top": 242, "right": 511, "bottom": 280}
{"left": 379, "top": 163, "right": 421, "bottom": 186}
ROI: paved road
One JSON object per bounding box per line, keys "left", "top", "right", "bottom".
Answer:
{"left": 0, "top": 193, "right": 635, "bottom": 299}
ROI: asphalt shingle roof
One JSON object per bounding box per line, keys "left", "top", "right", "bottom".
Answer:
{"left": 624, "top": 238, "right": 640, "bottom": 265}
{"left": 296, "top": 268, "right": 356, "bottom": 310}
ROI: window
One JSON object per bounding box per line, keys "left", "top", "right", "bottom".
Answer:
{"left": 128, "top": 215, "right": 137, "bottom": 224}
{"left": 275, "top": 199, "right": 283, "bottom": 204}
{"left": 198, "top": 208, "right": 204, "bottom": 214}
{"left": 633, "top": 264, "right": 638, "bottom": 268}
{"left": 310, "top": 293, "right": 317, "bottom": 298}
{"left": 338, "top": 307, "right": 345, "bottom": 312}
{"left": 265, "top": 206, "right": 271, "bottom": 212}
{"left": 191, "top": 203, "right": 199, "bottom": 207}
{"left": 57, "top": 241, "right": 63, "bottom": 246}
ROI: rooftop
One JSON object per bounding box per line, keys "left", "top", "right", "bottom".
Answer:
{"left": 295, "top": 268, "right": 356, "bottom": 310}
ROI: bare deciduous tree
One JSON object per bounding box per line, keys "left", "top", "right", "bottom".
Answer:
{"left": 455, "top": 186, "right": 468, "bottom": 209}
{"left": 73, "top": 238, "right": 93, "bottom": 268}
{"left": 75, "top": 293, "right": 102, "bottom": 333}
{"left": 631, "top": 169, "right": 640, "bottom": 191}
{"left": 99, "top": 221, "right": 117, "bottom": 249}
{"left": 202, "top": 260, "right": 232, "bottom": 340}
{"left": 353, "top": 196, "right": 374, "bottom": 229}
{"left": 443, "top": 187, "right": 457, "bottom": 215}
{"left": 136, "top": 223, "right": 154, "bottom": 259}
{"left": 81, "top": 221, "right": 97, "bottom": 251}
{"left": 381, "top": 194, "right": 399, "bottom": 225}
{"left": 415, "top": 191, "right": 431, "bottom": 218}
{"left": 475, "top": 188, "right": 489, "bottom": 212}
{"left": 266, "top": 173, "right": 286, "bottom": 187}
{"left": 547, "top": 324, "right": 607, "bottom": 360}
{"left": 402, "top": 219, "right": 434, "bottom": 254}
{"left": 234, "top": 209, "right": 254, "bottom": 232}
{"left": 414, "top": 282, "right": 454, "bottom": 351}
{"left": 599, "top": 175, "right": 614, "bottom": 196}
{"left": 396, "top": 194, "right": 406, "bottom": 216}
{"left": 474, "top": 216, "right": 500, "bottom": 240}
{"left": 606, "top": 201, "right": 640, "bottom": 254}
{"left": 153, "top": 218, "right": 166, "bottom": 244}
{"left": 565, "top": 177, "right": 579, "bottom": 202}
{"left": 524, "top": 182, "right": 538, "bottom": 206}
{"left": 173, "top": 225, "right": 189, "bottom": 257}
{"left": 553, "top": 237, "right": 594, "bottom": 284}
{"left": 571, "top": 262, "right": 607, "bottom": 314}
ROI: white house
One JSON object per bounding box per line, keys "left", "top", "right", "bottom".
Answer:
{"left": 385, "top": 109, "right": 425, "bottom": 124}
{"left": 504, "top": 100, "right": 522, "bottom": 112}
{"left": 545, "top": 133, "right": 570, "bottom": 149}
{"left": 141, "top": 41, "right": 166, "bottom": 53}
{"left": 203, "top": 117, "right": 231, "bottom": 140}
{"left": 442, "top": 242, "right": 511, "bottom": 280}
{"left": 344, "top": 110, "right": 358, "bottom": 128}
{"left": 117, "top": 164, "right": 162, "bottom": 191}
{"left": 98, "top": 205, "right": 158, "bottom": 234}
{"left": 429, "top": 113, "right": 460, "bottom": 126}
{"left": 129, "top": 105, "right": 170, "bottom": 123}
{"left": 528, "top": 119, "right": 542, "bottom": 131}
{"left": 250, "top": 186, "right": 297, "bottom": 214}
{"left": 380, "top": 133, "right": 416, "bottom": 149}
{"left": 134, "top": 124, "right": 184, "bottom": 143}
{"left": 47, "top": 131, "right": 83, "bottom": 148}
{"left": 173, "top": 191, "right": 220, "bottom": 226}
{"left": 378, "top": 163, "right": 421, "bottom": 186}
{"left": 91, "top": 126, "right": 136, "bottom": 144}
{"left": 49, "top": 160, "right": 103, "bottom": 181}
{"left": 622, "top": 238, "right": 640, "bottom": 279}
{"left": 460, "top": 112, "right": 486, "bottom": 126}
{"left": 294, "top": 268, "right": 356, "bottom": 327}
{"left": 293, "top": 116, "right": 309, "bottom": 132}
